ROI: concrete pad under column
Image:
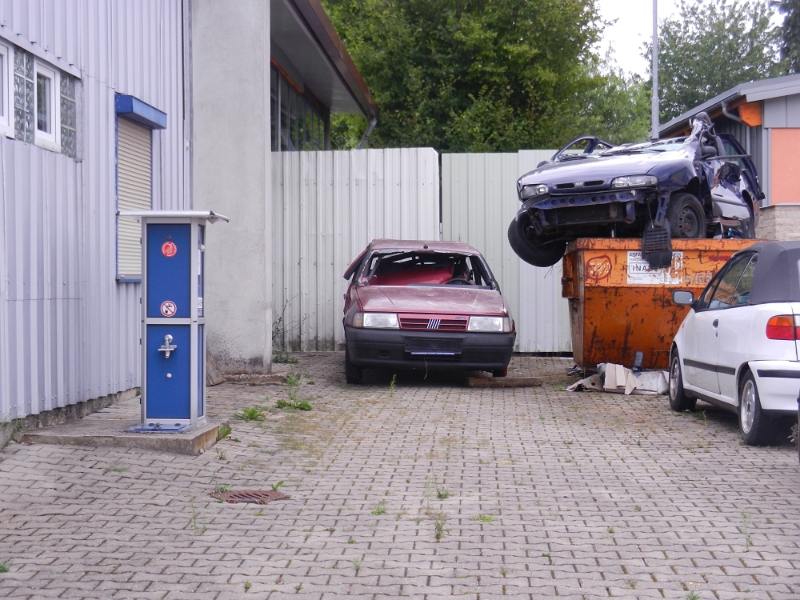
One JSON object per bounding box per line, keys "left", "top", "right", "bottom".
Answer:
{"left": 20, "top": 396, "right": 229, "bottom": 456}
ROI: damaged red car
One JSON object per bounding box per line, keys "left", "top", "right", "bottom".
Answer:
{"left": 342, "top": 239, "right": 516, "bottom": 384}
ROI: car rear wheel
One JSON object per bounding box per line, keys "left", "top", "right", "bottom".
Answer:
{"left": 739, "top": 371, "right": 781, "bottom": 446}
{"left": 492, "top": 367, "right": 508, "bottom": 378}
{"left": 667, "top": 193, "right": 707, "bottom": 238}
{"left": 507, "top": 215, "right": 567, "bottom": 268}
{"left": 344, "top": 348, "right": 363, "bottom": 384}
{"left": 668, "top": 352, "right": 696, "bottom": 412}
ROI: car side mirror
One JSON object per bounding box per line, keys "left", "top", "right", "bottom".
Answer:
{"left": 672, "top": 290, "right": 695, "bottom": 306}
{"left": 537, "top": 160, "right": 547, "bottom": 168}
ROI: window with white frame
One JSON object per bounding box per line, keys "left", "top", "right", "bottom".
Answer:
{"left": 34, "top": 60, "right": 60, "bottom": 151}
{"left": 0, "top": 41, "right": 11, "bottom": 137}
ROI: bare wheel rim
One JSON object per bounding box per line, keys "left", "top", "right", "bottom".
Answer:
{"left": 741, "top": 380, "right": 756, "bottom": 434}
{"left": 678, "top": 206, "right": 701, "bottom": 237}
{"left": 669, "top": 358, "right": 679, "bottom": 400}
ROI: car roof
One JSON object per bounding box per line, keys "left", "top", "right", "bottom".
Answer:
{"left": 366, "top": 239, "right": 481, "bottom": 254}
{"left": 739, "top": 241, "right": 800, "bottom": 304}
{"left": 342, "top": 239, "right": 483, "bottom": 280}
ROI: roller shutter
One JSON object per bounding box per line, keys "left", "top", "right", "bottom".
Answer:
{"left": 117, "top": 117, "right": 152, "bottom": 279}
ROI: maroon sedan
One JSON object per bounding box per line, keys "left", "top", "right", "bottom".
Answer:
{"left": 342, "top": 239, "right": 516, "bottom": 383}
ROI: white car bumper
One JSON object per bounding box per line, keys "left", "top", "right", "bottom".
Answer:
{"left": 750, "top": 361, "right": 800, "bottom": 414}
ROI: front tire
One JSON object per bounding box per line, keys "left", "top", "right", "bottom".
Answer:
{"left": 507, "top": 215, "right": 566, "bottom": 268}
{"left": 668, "top": 351, "right": 696, "bottom": 412}
{"left": 344, "top": 348, "right": 363, "bottom": 384}
{"left": 667, "top": 193, "right": 707, "bottom": 239}
{"left": 739, "top": 371, "right": 780, "bottom": 446}
{"left": 492, "top": 367, "right": 508, "bottom": 378}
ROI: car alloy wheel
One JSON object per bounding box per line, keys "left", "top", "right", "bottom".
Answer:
{"left": 738, "top": 371, "right": 783, "bottom": 446}
{"left": 740, "top": 378, "right": 757, "bottom": 435}
{"left": 668, "top": 352, "right": 696, "bottom": 412}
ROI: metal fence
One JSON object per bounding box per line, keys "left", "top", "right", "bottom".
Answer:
{"left": 272, "top": 148, "right": 440, "bottom": 351}
{"left": 442, "top": 150, "right": 572, "bottom": 353}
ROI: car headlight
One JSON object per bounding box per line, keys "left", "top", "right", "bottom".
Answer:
{"left": 611, "top": 175, "right": 658, "bottom": 188}
{"left": 467, "top": 316, "right": 512, "bottom": 332}
{"left": 519, "top": 184, "right": 549, "bottom": 200}
{"left": 354, "top": 312, "right": 399, "bottom": 329}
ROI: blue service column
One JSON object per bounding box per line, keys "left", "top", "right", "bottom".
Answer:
{"left": 142, "top": 218, "right": 205, "bottom": 428}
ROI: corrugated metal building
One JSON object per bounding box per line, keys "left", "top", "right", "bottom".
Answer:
{"left": 0, "top": 0, "right": 190, "bottom": 421}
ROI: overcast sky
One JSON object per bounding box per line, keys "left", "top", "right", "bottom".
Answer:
{"left": 595, "top": 0, "right": 681, "bottom": 76}
{"left": 595, "top": 0, "right": 783, "bottom": 77}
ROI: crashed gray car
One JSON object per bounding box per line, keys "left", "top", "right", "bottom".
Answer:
{"left": 508, "top": 113, "right": 764, "bottom": 267}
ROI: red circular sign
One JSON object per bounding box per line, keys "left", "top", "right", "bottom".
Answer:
{"left": 160, "top": 301, "right": 177, "bottom": 317}
{"left": 162, "top": 241, "right": 177, "bottom": 257}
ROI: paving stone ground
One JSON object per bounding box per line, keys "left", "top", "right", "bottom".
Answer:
{"left": 1, "top": 353, "right": 799, "bottom": 599}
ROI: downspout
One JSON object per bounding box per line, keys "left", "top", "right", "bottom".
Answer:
{"left": 722, "top": 99, "right": 749, "bottom": 154}
{"left": 358, "top": 117, "right": 377, "bottom": 149}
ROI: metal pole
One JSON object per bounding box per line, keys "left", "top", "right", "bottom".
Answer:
{"left": 651, "top": 0, "right": 659, "bottom": 140}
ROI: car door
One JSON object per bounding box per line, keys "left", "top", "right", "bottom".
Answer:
{"left": 682, "top": 271, "right": 725, "bottom": 394}
{"left": 719, "top": 134, "right": 764, "bottom": 202}
{"left": 714, "top": 253, "right": 758, "bottom": 403}
{"left": 683, "top": 253, "right": 753, "bottom": 396}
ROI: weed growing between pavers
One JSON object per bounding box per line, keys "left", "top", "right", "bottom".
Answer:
{"left": 234, "top": 405, "right": 267, "bottom": 421}
{"left": 473, "top": 514, "right": 495, "bottom": 522}
{"left": 371, "top": 500, "right": 387, "bottom": 515}
{"left": 216, "top": 424, "right": 232, "bottom": 441}
{"left": 188, "top": 497, "right": 207, "bottom": 534}
{"left": 0, "top": 561, "right": 10, "bottom": 573}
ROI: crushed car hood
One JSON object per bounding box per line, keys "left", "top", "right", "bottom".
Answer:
{"left": 356, "top": 285, "right": 508, "bottom": 316}
{"left": 520, "top": 150, "right": 692, "bottom": 185}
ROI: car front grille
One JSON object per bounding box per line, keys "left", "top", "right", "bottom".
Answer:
{"left": 554, "top": 180, "right": 605, "bottom": 190}
{"left": 399, "top": 314, "right": 469, "bottom": 332}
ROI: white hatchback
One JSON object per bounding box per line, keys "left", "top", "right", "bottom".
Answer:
{"left": 669, "top": 241, "right": 800, "bottom": 445}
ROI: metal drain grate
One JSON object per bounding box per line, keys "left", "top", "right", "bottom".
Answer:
{"left": 211, "top": 490, "right": 289, "bottom": 504}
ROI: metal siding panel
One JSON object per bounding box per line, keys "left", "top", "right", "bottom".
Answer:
{"left": 764, "top": 97, "right": 787, "bottom": 129}
{"left": 787, "top": 94, "right": 800, "bottom": 128}
{"left": 273, "top": 148, "right": 440, "bottom": 350}
{"left": 440, "top": 150, "right": 569, "bottom": 353}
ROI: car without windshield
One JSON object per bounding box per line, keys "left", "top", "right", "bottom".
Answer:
{"left": 342, "top": 239, "right": 516, "bottom": 384}
{"left": 509, "top": 112, "right": 763, "bottom": 268}
{"left": 669, "top": 241, "right": 800, "bottom": 446}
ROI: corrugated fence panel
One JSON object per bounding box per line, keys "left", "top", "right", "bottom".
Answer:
{"left": 441, "top": 150, "right": 570, "bottom": 353}
{"left": 0, "top": 1, "right": 187, "bottom": 420}
{"left": 516, "top": 150, "right": 572, "bottom": 353}
{"left": 273, "top": 148, "right": 440, "bottom": 351}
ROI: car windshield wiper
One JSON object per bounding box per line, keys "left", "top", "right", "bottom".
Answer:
{"left": 555, "top": 154, "right": 591, "bottom": 162}
{"left": 599, "top": 148, "right": 655, "bottom": 156}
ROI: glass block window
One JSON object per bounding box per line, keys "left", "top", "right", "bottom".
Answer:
{"left": 14, "top": 49, "right": 34, "bottom": 143}
{"left": 10, "top": 46, "right": 77, "bottom": 157}
{"left": 270, "top": 64, "right": 327, "bottom": 152}
{"left": 60, "top": 75, "right": 76, "bottom": 158}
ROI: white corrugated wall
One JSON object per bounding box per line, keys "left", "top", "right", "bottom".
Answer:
{"left": 272, "top": 148, "right": 440, "bottom": 351}
{"left": 0, "top": 0, "right": 189, "bottom": 420}
{"left": 441, "top": 150, "right": 571, "bottom": 353}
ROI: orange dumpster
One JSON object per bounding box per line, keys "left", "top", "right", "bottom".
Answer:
{"left": 562, "top": 238, "right": 757, "bottom": 369}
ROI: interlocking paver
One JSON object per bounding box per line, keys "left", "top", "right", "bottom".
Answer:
{"left": 1, "top": 353, "right": 799, "bottom": 598}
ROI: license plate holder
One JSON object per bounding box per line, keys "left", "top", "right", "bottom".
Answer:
{"left": 404, "top": 337, "right": 462, "bottom": 356}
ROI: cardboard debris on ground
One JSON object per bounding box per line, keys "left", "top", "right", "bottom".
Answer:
{"left": 566, "top": 363, "right": 668, "bottom": 395}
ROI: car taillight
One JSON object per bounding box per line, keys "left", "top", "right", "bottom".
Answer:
{"left": 765, "top": 315, "right": 800, "bottom": 340}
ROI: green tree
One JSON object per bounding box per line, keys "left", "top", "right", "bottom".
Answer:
{"left": 649, "top": 0, "right": 784, "bottom": 122}
{"left": 771, "top": 0, "right": 800, "bottom": 72}
{"left": 322, "top": 0, "right": 609, "bottom": 152}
